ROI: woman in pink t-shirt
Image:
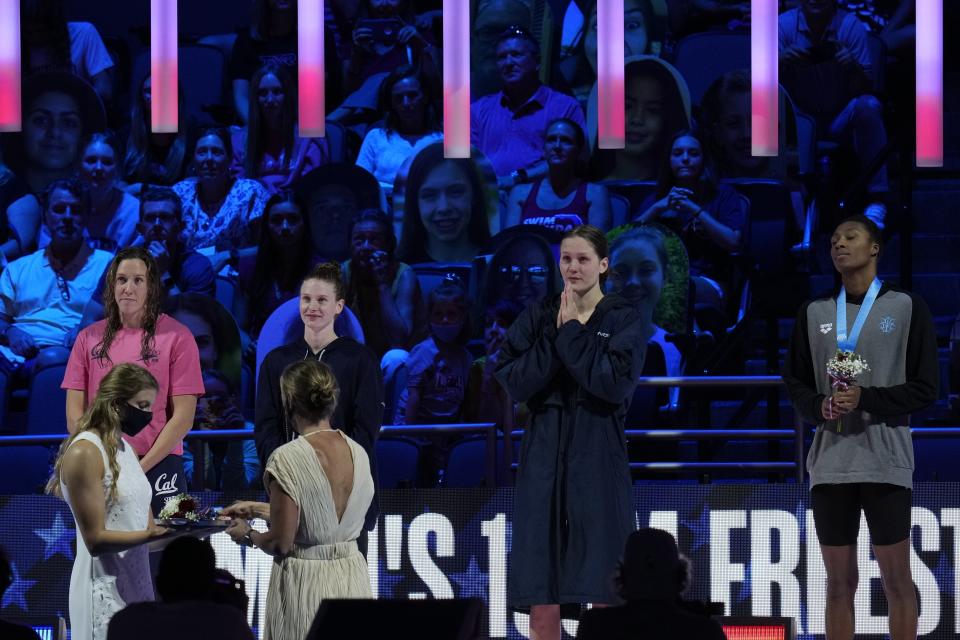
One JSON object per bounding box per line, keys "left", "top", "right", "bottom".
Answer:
{"left": 63, "top": 246, "right": 205, "bottom": 512}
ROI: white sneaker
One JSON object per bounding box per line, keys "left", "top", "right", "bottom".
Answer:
{"left": 864, "top": 202, "right": 886, "bottom": 230}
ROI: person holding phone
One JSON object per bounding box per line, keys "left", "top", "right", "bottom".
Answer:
{"left": 345, "top": 0, "right": 440, "bottom": 95}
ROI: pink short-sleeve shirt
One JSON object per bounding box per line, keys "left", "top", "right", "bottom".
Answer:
{"left": 62, "top": 314, "right": 205, "bottom": 456}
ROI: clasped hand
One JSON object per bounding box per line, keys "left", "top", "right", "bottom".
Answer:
{"left": 556, "top": 284, "right": 579, "bottom": 328}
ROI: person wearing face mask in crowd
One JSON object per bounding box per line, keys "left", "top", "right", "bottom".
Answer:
{"left": 396, "top": 142, "right": 492, "bottom": 264}
{"left": 38, "top": 132, "right": 139, "bottom": 253}
{"left": 254, "top": 262, "right": 383, "bottom": 555}
{"left": 231, "top": 64, "right": 329, "bottom": 194}
{"left": 0, "top": 179, "right": 113, "bottom": 376}
{"left": 63, "top": 247, "right": 204, "bottom": 513}
{"left": 46, "top": 363, "right": 172, "bottom": 640}
{"left": 506, "top": 118, "right": 612, "bottom": 233}
{"left": 495, "top": 225, "right": 646, "bottom": 640}
{"left": 172, "top": 128, "right": 269, "bottom": 273}
{"left": 342, "top": 209, "right": 423, "bottom": 360}
{"left": 236, "top": 190, "right": 317, "bottom": 342}
{"left": 394, "top": 277, "right": 474, "bottom": 485}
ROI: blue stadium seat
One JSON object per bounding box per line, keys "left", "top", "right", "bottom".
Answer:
{"left": 26, "top": 364, "right": 68, "bottom": 435}
{"left": 0, "top": 446, "right": 54, "bottom": 494}
{"left": 608, "top": 192, "right": 631, "bottom": 229}
{"left": 443, "top": 435, "right": 508, "bottom": 488}
{"left": 670, "top": 32, "right": 750, "bottom": 105}
{"left": 214, "top": 276, "right": 237, "bottom": 315}
{"left": 132, "top": 45, "right": 228, "bottom": 123}
{"left": 602, "top": 180, "right": 658, "bottom": 220}
{"left": 375, "top": 437, "right": 420, "bottom": 489}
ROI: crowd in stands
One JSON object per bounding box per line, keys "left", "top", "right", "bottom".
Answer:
{"left": 0, "top": 0, "right": 920, "bottom": 490}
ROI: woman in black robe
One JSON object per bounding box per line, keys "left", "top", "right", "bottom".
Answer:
{"left": 496, "top": 225, "right": 647, "bottom": 640}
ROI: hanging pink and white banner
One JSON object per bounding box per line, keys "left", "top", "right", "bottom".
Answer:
{"left": 150, "top": 0, "right": 179, "bottom": 133}
{"left": 0, "top": 0, "right": 21, "bottom": 131}
{"left": 299, "top": 0, "right": 326, "bottom": 137}
{"left": 597, "top": 0, "right": 625, "bottom": 149}
{"left": 443, "top": 0, "right": 470, "bottom": 158}
{"left": 750, "top": 0, "right": 778, "bottom": 157}
{"left": 916, "top": 0, "right": 943, "bottom": 167}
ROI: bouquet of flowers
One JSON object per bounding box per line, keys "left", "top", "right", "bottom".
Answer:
{"left": 826, "top": 349, "right": 870, "bottom": 432}
{"left": 158, "top": 493, "right": 206, "bottom": 522}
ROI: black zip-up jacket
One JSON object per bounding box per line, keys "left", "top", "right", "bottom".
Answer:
{"left": 255, "top": 336, "right": 384, "bottom": 530}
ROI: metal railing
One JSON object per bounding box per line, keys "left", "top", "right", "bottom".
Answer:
{"left": 3, "top": 376, "right": 955, "bottom": 488}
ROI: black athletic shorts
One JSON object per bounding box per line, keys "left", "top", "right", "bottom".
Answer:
{"left": 811, "top": 482, "right": 912, "bottom": 546}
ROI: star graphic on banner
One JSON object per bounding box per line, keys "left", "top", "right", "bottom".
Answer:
{"left": 450, "top": 555, "right": 488, "bottom": 600}
{"left": 1, "top": 561, "right": 36, "bottom": 611}
{"left": 680, "top": 508, "right": 711, "bottom": 553}
{"left": 35, "top": 511, "right": 74, "bottom": 561}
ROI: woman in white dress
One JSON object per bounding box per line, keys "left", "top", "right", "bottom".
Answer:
{"left": 224, "top": 359, "right": 374, "bottom": 640}
{"left": 46, "top": 363, "right": 170, "bottom": 640}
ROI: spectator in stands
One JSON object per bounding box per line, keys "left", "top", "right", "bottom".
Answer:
{"left": 396, "top": 143, "right": 491, "bottom": 264}
{"left": 839, "top": 0, "right": 915, "bottom": 52}
{"left": 63, "top": 248, "right": 204, "bottom": 512}
{"left": 635, "top": 131, "right": 745, "bottom": 328}
{"left": 506, "top": 118, "right": 612, "bottom": 232}
{"left": 589, "top": 57, "right": 691, "bottom": 182}
{"left": 560, "top": 0, "right": 666, "bottom": 106}
{"left": 485, "top": 229, "right": 562, "bottom": 311}
{"left": 77, "top": 187, "right": 218, "bottom": 330}
{"left": 0, "top": 179, "right": 113, "bottom": 364}
{"left": 342, "top": 209, "right": 423, "bottom": 359}
{"left": 0, "top": 162, "right": 41, "bottom": 264}
{"left": 779, "top": 0, "right": 889, "bottom": 228}
{"left": 137, "top": 187, "right": 216, "bottom": 298}
{"left": 123, "top": 75, "right": 191, "bottom": 189}
{"left": 173, "top": 127, "right": 270, "bottom": 271}
{"left": 231, "top": 64, "right": 329, "bottom": 194}
{"left": 345, "top": 0, "right": 441, "bottom": 97}
{"left": 396, "top": 277, "right": 473, "bottom": 484}
{"left": 472, "top": 25, "right": 586, "bottom": 187}
{"left": 184, "top": 369, "right": 259, "bottom": 491}
{"left": 39, "top": 132, "right": 139, "bottom": 252}
{"left": 0, "top": 548, "right": 41, "bottom": 640}
{"left": 107, "top": 537, "right": 254, "bottom": 640}
{"left": 355, "top": 64, "right": 443, "bottom": 194}
{"left": 576, "top": 528, "right": 726, "bottom": 640}
{"left": 463, "top": 298, "right": 524, "bottom": 476}
{"left": 471, "top": 0, "right": 532, "bottom": 99}
{"left": 296, "top": 164, "right": 383, "bottom": 263}
{"left": 699, "top": 69, "right": 773, "bottom": 179}
{"left": 7, "top": 72, "right": 107, "bottom": 195}
{"left": 236, "top": 190, "right": 316, "bottom": 340}
{"left": 20, "top": 0, "right": 114, "bottom": 104}
{"left": 232, "top": 0, "right": 299, "bottom": 124}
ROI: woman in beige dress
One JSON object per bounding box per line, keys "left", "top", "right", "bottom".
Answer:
{"left": 223, "top": 359, "right": 373, "bottom": 639}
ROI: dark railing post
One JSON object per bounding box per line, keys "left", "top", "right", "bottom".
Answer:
{"left": 486, "top": 421, "right": 497, "bottom": 488}
{"left": 794, "top": 411, "right": 805, "bottom": 484}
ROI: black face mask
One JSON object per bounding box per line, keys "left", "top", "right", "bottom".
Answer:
{"left": 120, "top": 403, "right": 153, "bottom": 437}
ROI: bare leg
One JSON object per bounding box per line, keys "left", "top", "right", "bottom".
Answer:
{"left": 820, "top": 543, "right": 858, "bottom": 640}
{"left": 874, "top": 539, "right": 918, "bottom": 640}
{"left": 529, "top": 604, "right": 561, "bottom": 640}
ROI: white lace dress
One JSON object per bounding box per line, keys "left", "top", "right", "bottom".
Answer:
{"left": 61, "top": 432, "right": 155, "bottom": 640}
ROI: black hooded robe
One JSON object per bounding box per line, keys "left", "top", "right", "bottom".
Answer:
{"left": 496, "top": 294, "right": 646, "bottom": 609}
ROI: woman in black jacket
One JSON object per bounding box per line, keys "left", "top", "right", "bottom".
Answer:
{"left": 495, "top": 225, "right": 646, "bottom": 640}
